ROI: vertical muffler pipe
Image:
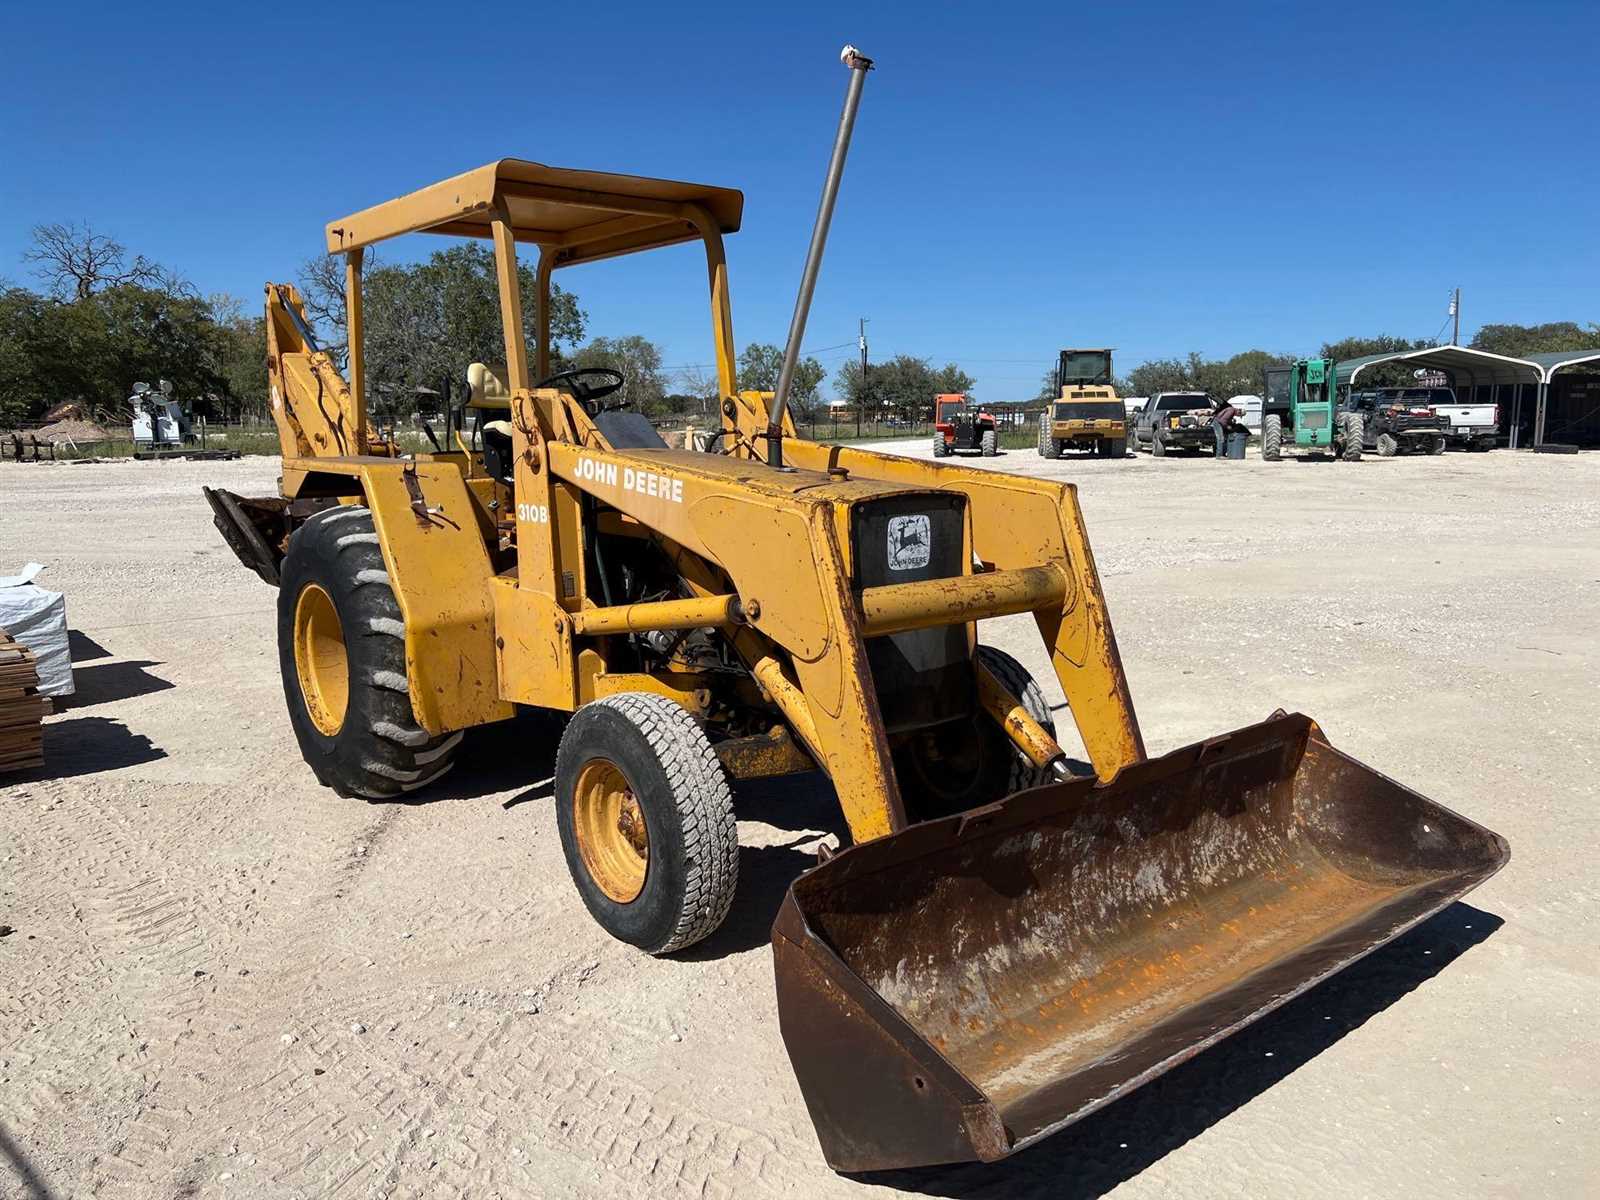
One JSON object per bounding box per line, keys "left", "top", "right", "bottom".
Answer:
{"left": 767, "top": 45, "right": 874, "bottom": 467}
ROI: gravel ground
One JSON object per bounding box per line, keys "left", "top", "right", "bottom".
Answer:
{"left": 1, "top": 445, "right": 1596, "bottom": 1198}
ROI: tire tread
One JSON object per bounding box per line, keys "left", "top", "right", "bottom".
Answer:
{"left": 278, "top": 506, "right": 460, "bottom": 800}
{"left": 559, "top": 694, "right": 738, "bottom": 954}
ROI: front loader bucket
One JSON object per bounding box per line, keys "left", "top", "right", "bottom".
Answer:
{"left": 772, "top": 712, "right": 1508, "bottom": 1172}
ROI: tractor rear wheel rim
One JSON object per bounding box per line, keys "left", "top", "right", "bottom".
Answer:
{"left": 573, "top": 758, "right": 649, "bottom": 904}
{"left": 294, "top": 582, "right": 348, "bottom": 736}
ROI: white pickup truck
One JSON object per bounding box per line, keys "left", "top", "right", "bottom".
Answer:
{"left": 1385, "top": 386, "right": 1498, "bottom": 449}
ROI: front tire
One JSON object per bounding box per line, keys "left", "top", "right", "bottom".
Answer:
{"left": 980, "top": 428, "right": 998, "bottom": 457}
{"left": 277, "top": 506, "right": 462, "bottom": 799}
{"left": 554, "top": 693, "right": 738, "bottom": 955}
{"left": 1261, "top": 413, "right": 1282, "bottom": 461}
{"left": 1342, "top": 413, "right": 1364, "bottom": 461}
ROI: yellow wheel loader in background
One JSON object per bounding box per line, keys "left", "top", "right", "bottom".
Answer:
{"left": 205, "top": 46, "right": 1508, "bottom": 1173}
{"left": 1037, "top": 347, "right": 1129, "bottom": 458}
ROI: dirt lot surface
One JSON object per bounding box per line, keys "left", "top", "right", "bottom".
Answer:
{"left": 3, "top": 446, "right": 1596, "bottom": 1198}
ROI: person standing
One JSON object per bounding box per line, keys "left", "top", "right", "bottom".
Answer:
{"left": 1211, "top": 400, "right": 1243, "bottom": 458}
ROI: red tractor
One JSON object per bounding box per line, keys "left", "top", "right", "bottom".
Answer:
{"left": 932, "top": 393, "right": 999, "bottom": 457}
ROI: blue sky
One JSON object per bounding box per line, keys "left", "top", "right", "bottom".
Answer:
{"left": 2, "top": 1, "right": 1594, "bottom": 399}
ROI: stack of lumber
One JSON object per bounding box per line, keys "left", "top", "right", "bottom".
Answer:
{"left": 0, "top": 627, "right": 47, "bottom": 773}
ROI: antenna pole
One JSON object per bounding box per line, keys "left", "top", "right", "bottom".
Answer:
{"left": 767, "top": 45, "right": 874, "bottom": 465}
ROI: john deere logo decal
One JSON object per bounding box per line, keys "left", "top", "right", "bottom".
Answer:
{"left": 887, "top": 514, "right": 930, "bottom": 571}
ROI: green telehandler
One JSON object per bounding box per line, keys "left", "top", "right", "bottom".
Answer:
{"left": 1261, "top": 358, "right": 1362, "bottom": 462}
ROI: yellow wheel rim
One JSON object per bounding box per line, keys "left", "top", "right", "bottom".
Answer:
{"left": 293, "top": 582, "right": 349, "bottom": 737}
{"left": 573, "top": 759, "right": 649, "bottom": 904}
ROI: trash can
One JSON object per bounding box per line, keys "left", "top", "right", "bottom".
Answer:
{"left": 1226, "top": 428, "right": 1248, "bottom": 459}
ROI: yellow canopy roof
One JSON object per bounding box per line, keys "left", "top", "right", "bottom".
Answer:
{"left": 325, "top": 159, "right": 744, "bottom": 266}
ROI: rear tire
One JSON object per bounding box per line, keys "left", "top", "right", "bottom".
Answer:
{"left": 1428, "top": 434, "right": 1446, "bottom": 455}
{"left": 554, "top": 693, "right": 738, "bottom": 955}
{"left": 932, "top": 432, "right": 948, "bottom": 458}
{"left": 1151, "top": 428, "right": 1167, "bottom": 456}
{"left": 980, "top": 428, "right": 998, "bottom": 457}
{"left": 1037, "top": 414, "right": 1059, "bottom": 459}
{"left": 1377, "top": 432, "right": 1399, "bottom": 457}
{"left": 1109, "top": 437, "right": 1126, "bottom": 457}
{"left": 1261, "top": 414, "right": 1282, "bottom": 461}
{"left": 277, "top": 506, "right": 461, "bottom": 799}
{"left": 1342, "top": 413, "right": 1364, "bottom": 461}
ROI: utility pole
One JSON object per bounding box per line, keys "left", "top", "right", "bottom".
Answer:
{"left": 858, "top": 317, "right": 868, "bottom": 438}
{"left": 1450, "top": 287, "right": 1460, "bottom": 345}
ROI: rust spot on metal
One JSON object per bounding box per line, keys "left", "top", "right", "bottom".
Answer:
{"left": 715, "top": 725, "right": 817, "bottom": 781}
{"left": 773, "top": 712, "right": 1509, "bottom": 1171}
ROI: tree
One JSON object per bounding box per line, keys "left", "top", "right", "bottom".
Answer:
{"left": 673, "top": 363, "right": 720, "bottom": 417}
{"left": 296, "top": 252, "right": 354, "bottom": 366}
{"left": 931, "top": 363, "right": 975, "bottom": 396}
{"left": 1125, "top": 356, "right": 1199, "bottom": 396}
{"left": 1319, "top": 334, "right": 1417, "bottom": 362}
{"left": 0, "top": 277, "right": 245, "bottom": 424}
{"left": 1316, "top": 335, "right": 1427, "bottom": 387}
{"left": 1197, "top": 350, "right": 1292, "bottom": 399}
{"left": 1470, "top": 321, "right": 1600, "bottom": 357}
{"left": 0, "top": 288, "right": 55, "bottom": 426}
{"left": 303, "top": 243, "right": 588, "bottom": 416}
{"left": 24, "top": 222, "right": 164, "bottom": 301}
{"left": 834, "top": 353, "right": 974, "bottom": 419}
{"left": 1035, "top": 367, "right": 1058, "bottom": 401}
{"left": 572, "top": 335, "right": 667, "bottom": 415}
{"left": 1120, "top": 349, "right": 1291, "bottom": 400}
{"left": 737, "top": 342, "right": 825, "bottom": 413}
{"left": 209, "top": 295, "right": 270, "bottom": 421}
{"left": 299, "top": 244, "right": 586, "bottom": 407}
{"left": 92, "top": 284, "right": 228, "bottom": 405}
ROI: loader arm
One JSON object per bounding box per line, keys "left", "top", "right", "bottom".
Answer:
{"left": 507, "top": 396, "right": 1126, "bottom": 840}
{"left": 782, "top": 437, "right": 1146, "bottom": 779}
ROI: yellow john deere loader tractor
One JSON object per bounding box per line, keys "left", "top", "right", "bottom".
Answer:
{"left": 206, "top": 47, "right": 1507, "bottom": 1173}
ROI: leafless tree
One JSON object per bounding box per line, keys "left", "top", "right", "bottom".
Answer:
{"left": 675, "top": 363, "right": 720, "bottom": 416}
{"left": 296, "top": 251, "right": 374, "bottom": 367}
{"left": 24, "top": 222, "right": 163, "bottom": 300}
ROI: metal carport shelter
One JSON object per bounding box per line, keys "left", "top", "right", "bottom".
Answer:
{"left": 1335, "top": 346, "right": 1557, "bottom": 448}
{"left": 1522, "top": 351, "right": 1600, "bottom": 446}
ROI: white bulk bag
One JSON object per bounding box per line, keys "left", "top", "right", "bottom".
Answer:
{"left": 0, "top": 562, "right": 74, "bottom": 697}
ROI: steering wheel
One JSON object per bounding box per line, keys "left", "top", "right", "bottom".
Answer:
{"left": 533, "top": 367, "right": 625, "bottom": 412}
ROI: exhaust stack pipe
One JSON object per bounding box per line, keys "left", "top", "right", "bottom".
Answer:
{"left": 767, "top": 44, "right": 874, "bottom": 466}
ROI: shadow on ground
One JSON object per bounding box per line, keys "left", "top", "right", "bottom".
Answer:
{"left": 0, "top": 1121, "right": 58, "bottom": 1200}
{"left": 67, "top": 629, "right": 112, "bottom": 663}
{"left": 680, "top": 771, "right": 847, "bottom": 961}
{"left": 22, "top": 716, "right": 166, "bottom": 780}
{"left": 853, "top": 902, "right": 1503, "bottom": 1199}
{"left": 357, "top": 709, "right": 564, "bottom": 808}
{"left": 57, "top": 659, "right": 173, "bottom": 709}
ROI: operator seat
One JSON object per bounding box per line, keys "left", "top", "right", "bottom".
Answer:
{"left": 464, "top": 360, "right": 669, "bottom": 474}
{"left": 466, "top": 362, "right": 515, "bottom": 482}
